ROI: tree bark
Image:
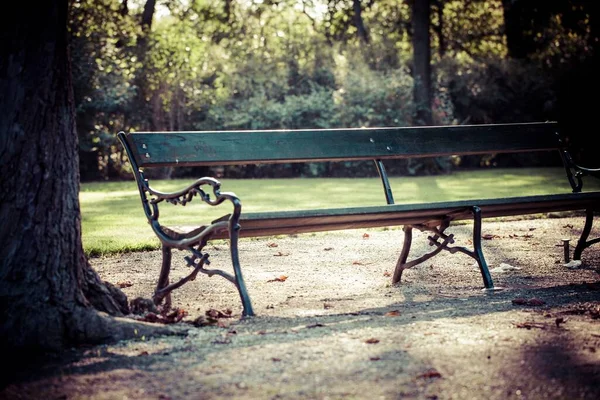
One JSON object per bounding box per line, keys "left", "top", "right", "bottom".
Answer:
{"left": 411, "top": 0, "right": 433, "bottom": 125}
{"left": 141, "top": 0, "right": 156, "bottom": 32}
{"left": 353, "top": 0, "right": 370, "bottom": 44}
{"left": 0, "top": 0, "right": 175, "bottom": 354}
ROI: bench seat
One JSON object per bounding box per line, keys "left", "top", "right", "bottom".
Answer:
{"left": 216, "top": 192, "right": 600, "bottom": 238}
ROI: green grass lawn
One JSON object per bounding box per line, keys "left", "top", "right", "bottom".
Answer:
{"left": 81, "top": 167, "right": 600, "bottom": 257}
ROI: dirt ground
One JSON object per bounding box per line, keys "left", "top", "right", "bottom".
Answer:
{"left": 1, "top": 214, "right": 600, "bottom": 400}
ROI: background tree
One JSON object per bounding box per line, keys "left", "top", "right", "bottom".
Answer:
{"left": 0, "top": 0, "right": 174, "bottom": 354}
{"left": 411, "top": 0, "right": 433, "bottom": 125}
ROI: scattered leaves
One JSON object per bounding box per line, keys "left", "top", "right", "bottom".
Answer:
{"left": 273, "top": 251, "right": 290, "bottom": 256}
{"left": 417, "top": 368, "right": 442, "bottom": 379}
{"left": 363, "top": 233, "right": 370, "bottom": 238}
{"left": 384, "top": 310, "right": 401, "bottom": 317}
{"left": 365, "top": 338, "right": 380, "bottom": 344}
{"left": 117, "top": 281, "right": 133, "bottom": 288}
{"left": 267, "top": 275, "right": 288, "bottom": 282}
{"left": 267, "top": 242, "right": 278, "bottom": 248}
{"left": 383, "top": 271, "right": 392, "bottom": 277}
{"left": 138, "top": 308, "right": 188, "bottom": 324}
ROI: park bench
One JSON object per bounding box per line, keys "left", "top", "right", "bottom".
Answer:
{"left": 118, "top": 122, "right": 600, "bottom": 317}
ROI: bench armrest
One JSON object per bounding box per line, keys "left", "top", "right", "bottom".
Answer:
{"left": 138, "top": 173, "right": 242, "bottom": 248}
{"left": 560, "top": 148, "right": 600, "bottom": 192}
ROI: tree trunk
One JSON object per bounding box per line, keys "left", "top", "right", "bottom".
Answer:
{"left": 353, "top": 0, "right": 370, "bottom": 44}
{"left": 141, "top": 0, "right": 156, "bottom": 32}
{"left": 433, "top": 0, "right": 445, "bottom": 58}
{"left": 411, "top": 0, "right": 433, "bottom": 125}
{"left": 0, "top": 0, "right": 171, "bottom": 354}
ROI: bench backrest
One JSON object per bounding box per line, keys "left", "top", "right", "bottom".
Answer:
{"left": 118, "top": 122, "right": 562, "bottom": 168}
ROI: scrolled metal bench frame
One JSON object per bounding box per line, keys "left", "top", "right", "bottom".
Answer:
{"left": 119, "top": 133, "right": 254, "bottom": 316}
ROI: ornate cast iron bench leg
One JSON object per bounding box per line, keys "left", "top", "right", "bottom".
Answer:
{"left": 573, "top": 208, "right": 600, "bottom": 261}
{"left": 230, "top": 223, "right": 254, "bottom": 317}
{"left": 391, "top": 206, "right": 495, "bottom": 290}
{"left": 471, "top": 206, "right": 494, "bottom": 290}
{"left": 392, "top": 225, "right": 413, "bottom": 284}
{"left": 153, "top": 245, "right": 173, "bottom": 309}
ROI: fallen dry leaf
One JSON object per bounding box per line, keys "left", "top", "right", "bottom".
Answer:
{"left": 527, "top": 298, "right": 546, "bottom": 306}
{"left": 383, "top": 271, "right": 392, "bottom": 277}
{"left": 267, "top": 275, "right": 288, "bottom": 282}
{"left": 384, "top": 310, "right": 401, "bottom": 317}
{"left": 324, "top": 247, "right": 333, "bottom": 251}
{"left": 417, "top": 368, "right": 442, "bottom": 379}
{"left": 117, "top": 281, "right": 133, "bottom": 288}
{"left": 363, "top": 233, "right": 370, "bottom": 238}
{"left": 482, "top": 234, "right": 498, "bottom": 240}
{"left": 267, "top": 242, "right": 278, "bottom": 248}
{"left": 138, "top": 308, "right": 188, "bottom": 324}
{"left": 365, "top": 338, "right": 380, "bottom": 344}
{"left": 273, "top": 251, "right": 290, "bottom": 256}
{"left": 514, "top": 322, "right": 547, "bottom": 330}
{"left": 512, "top": 298, "right": 546, "bottom": 306}
{"left": 206, "top": 308, "right": 233, "bottom": 319}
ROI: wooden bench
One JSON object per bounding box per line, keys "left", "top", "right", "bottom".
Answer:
{"left": 118, "top": 122, "right": 600, "bottom": 317}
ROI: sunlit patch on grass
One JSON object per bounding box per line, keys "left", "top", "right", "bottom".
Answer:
{"left": 80, "top": 167, "right": 600, "bottom": 256}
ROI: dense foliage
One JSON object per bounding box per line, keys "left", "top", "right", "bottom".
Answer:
{"left": 69, "top": 0, "right": 598, "bottom": 180}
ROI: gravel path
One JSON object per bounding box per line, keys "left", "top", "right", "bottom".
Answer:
{"left": 2, "top": 215, "right": 600, "bottom": 400}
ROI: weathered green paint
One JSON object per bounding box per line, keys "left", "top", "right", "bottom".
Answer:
{"left": 205, "top": 192, "right": 600, "bottom": 239}
{"left": 122, "top": 122, "right": 562, "bottom": 167}
{"left": 117, "top": 121, "right": 600, "bottom": 315}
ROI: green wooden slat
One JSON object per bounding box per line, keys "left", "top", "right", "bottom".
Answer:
{"left": 122, "top": 122, "right": 561, "bottom": 167}
{"left": 238, "top": 192, "right": 598, "bottom": 221}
